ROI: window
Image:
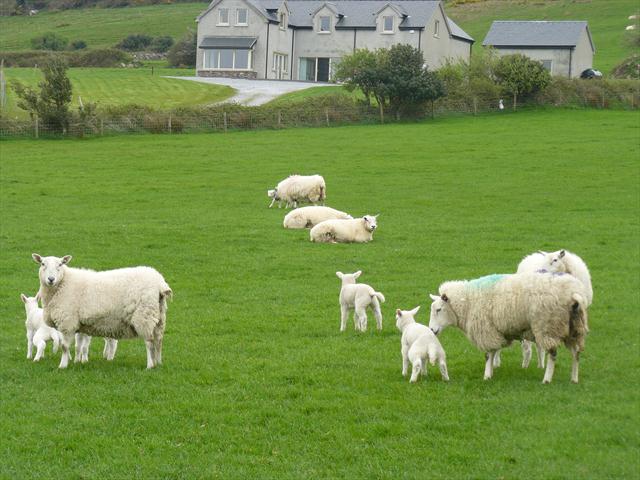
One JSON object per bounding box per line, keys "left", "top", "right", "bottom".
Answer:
{"left": 434, "top": 19, "right": 439, "bottom": 37}
{"left": 541, "top": 60, "right": 552, "bottom": 71}
{"left": 273, "top": 53, "right": 288, "bottom": 78}
{"left": 319, "top": 16, "right": 330, "bottom": 32}
{"left": 204, "top": 49, "right": 252, "bottom": 70}
{"left": 383, "top": 16, "right": 394, "bottom": 33}
{"left": 279, "top": 12, "right": 287, "bottom": 30}
{"left": 218, "top": 8, "right": 229, "bottom": 25}
{"left": 236, "top": 8, "right": 248, "bottom": 25}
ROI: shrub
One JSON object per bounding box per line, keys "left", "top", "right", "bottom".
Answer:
{"left": 117, "top": 34, "right": 153, "bottom": 51}
{"left": 31, "top": 32, "right": 69, "bottom": 51}
{"left": 167, "top": 29, "right": 196, "bottom": 67}
{"left": 611, "top": 54, "right": 640, "bottom": 80}
{"left": 150, "top": 36, "right": 174, "bottom": 53}
{"left": 70, "top": 40, "right": 87, "bottom": 50}
{"left": 494, "top": 54, "right": 551, "bottom": 109}
{"left": 73, "top": 48, "right": 133, "bottom": 67}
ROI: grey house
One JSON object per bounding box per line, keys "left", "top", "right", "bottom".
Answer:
{"left": 195, "top": 0, "right": 474, "bottom": 81}
{"left": 482, "top": 21, "right": 595, "bottom": 78}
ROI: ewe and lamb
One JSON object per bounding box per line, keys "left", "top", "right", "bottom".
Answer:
{"left": 268, "top": 174, "right": 326, "bottom": 209}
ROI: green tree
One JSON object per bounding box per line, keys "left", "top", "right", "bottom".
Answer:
{"left": 333, "top": 49, "right": 379, "bottom": 105}
{"left": 30, "top": 32, "right": 69, "bottom": 51}
{"left": 494, "top": 54, "right": 551, "bottom": 110}
{"left": 12, "top": 57, "right": 73, "bottom": 133}
{"left": 167, "top": 29, "right": 196, "bottom": 68}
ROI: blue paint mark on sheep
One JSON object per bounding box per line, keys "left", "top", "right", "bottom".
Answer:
{"left": 467, "top": 274, "right": 507, "bottom": 290}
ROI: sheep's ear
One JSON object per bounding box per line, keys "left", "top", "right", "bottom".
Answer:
{"left": 20, "top": 293, "right": 27, "bottom": 303}
{"left": 336, "top": 271, "right": 343, "bottom": 279}
{"left": 61, "top": 255, "right": 72, "bottom": 265}
{"left": 374, "top": 213, "right": 380, "bottom": 218}
{"left": 410, "top": 306, "right": 421, "bottom": 315}
{"left": 354, "top": 270, "right": 362, "bottom": 278}
{"left": 396, "top": 309, "right": 402, "bottom": 316}
{"left": 32, "top": 253, "right": 42, "bottom": 264}
{"left": 35, "top": 291, "right": 42, "bottom": 303}
{"left": 441, "top": 294, "right": 449, "bottom": 303}
{"left": 559, "top": 249, "right": 565, "bottom": 258}
{"left": 429, "top": 294, "right": 439, "bottom": 301}
{"left": 537, "top": 250, "right": 547, "bottom": 255}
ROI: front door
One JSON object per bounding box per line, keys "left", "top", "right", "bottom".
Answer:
{"left": 317, "top": 58, "right": 330, "bottom": 82}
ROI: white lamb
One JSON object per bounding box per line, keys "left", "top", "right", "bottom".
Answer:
{"left": 336, "top": 271, "right": 385, "bottom": 332}
{"left": 283, "top": 206, "right": 352, "bottom": 229}
{"left": 73, "top": 333, "right": 118, "bottom": 363}
{"left": 20, "top": 293, "right": 62, "bottom": 362}
{"left": 494, "top": 249, "right": 593, "bottom": 369}
{"left": 396, "top": 306, "right": 449, "bottom": 383}
{"left": 310, "top": 215, "right": 378, "bottom": 243}
{"left": 428, "top": 272, "right": 589, "bottom": 384}
{"left": 33, "top": 253, "right": 172, "bottom": 369}
{"left": 267, "top": 174, "right": 326, "bottom": 209}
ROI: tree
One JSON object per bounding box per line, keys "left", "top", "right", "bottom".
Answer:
{"left": 150, "top": 35, "right": 174, "bottom": 53}
{"left": 12, "top": 57, "right": 73, "bottom": 133}
{"left": 333, "top": 49, "right": 379, "bottom": 106}
{"left": 116, "top": 34, "right": 153, "bottom": 51}
{"left": 494, "top": 54, "right": 551, "bottom": 110}
{"left": 167, "top": 29, "right": 196, "bottom": 68}
{"left": 30, "top": 32, "right": 69, "bottom": 51}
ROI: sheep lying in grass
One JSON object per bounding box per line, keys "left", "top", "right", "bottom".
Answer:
{"left": 428, "top": 272, "right": 589, "bottom": 384}
{"left": 21, "top": 293, "right": 62, "bottom": 362}
{"left": 310, "top": 215, "right": 378, "bottom": 243}
{"left": 268, "top": 174, "right": 326, "bottom": 209}
{"left": 74, "top": 334, "right": 118, "bottom": 363}
{"left": 33, "top": 254, "right": 172, "bottom": 369}
{"left": 494, "top": 249, "right": 593, "bottom": 369}
{"left": 336, "top": 271, "right": 385, "bottom": 332}
{"left": 283, "top": 206, "right": 352, "bottom": 229}
{"left": 396, "top": 306, "right": 449, "bottom": 383}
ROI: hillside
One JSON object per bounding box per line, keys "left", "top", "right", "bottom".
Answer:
{"left": 0, "top": 0, "right": 637, "bottom": 72}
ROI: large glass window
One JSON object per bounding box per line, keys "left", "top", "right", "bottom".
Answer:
{"left": 204, "top": 49, "right": 252, "bottom": 70}
{"left": 383, "top": 16, "right": 393, "bottom": 32}
{"left": 219, "top": 50, "right": 234, "bottom": 69}
{"left": 218, "top": 8, "right": 229, "bottom": 25}
{"left": 236, "top": 8, "right": 248, "bottom": 25}
{"left": 541, "top": 60, "right": 552, "bottom": 71}
{"left": 235, "top": 50, "right": 249, "bottom": 69}
{"left": 319, "top": 16, "right": 330, "bottom": 32}
{"left": 205, "top": 49, "right": 220, "bottom": 69}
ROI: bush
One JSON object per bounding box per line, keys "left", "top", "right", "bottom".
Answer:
{"left": 611, "top": 54, "right": 640, "bottom": 80}
{"left": 73, "top": 48, "right": 133, "bottom": 67}
{"left": 150, "top": 36, "right": 174, "bottom": 53}
{"left": 494, "top": 54, "right": 551, "bottom": 109}
{"left": 167, "top": 29, "right": 196, "bottom": 67}
{"left": 0, "top": 49, "right": 133, "bottom": 67}
{"left": 31, "top": 32, "right": 69, "bottom": 51}
{"left": 70, "top": 40, "right": 87, "bottom": 50}
{"left": 116, "top": 34, "right": 153, "bottom": 51}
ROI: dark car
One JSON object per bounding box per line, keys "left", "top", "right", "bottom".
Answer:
{"left": 580, "top": 68, "right": 603, "bottom": 79}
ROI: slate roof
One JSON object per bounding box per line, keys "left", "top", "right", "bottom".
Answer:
{"left": 483, "top": 21, "right": 593, "bottom": 50}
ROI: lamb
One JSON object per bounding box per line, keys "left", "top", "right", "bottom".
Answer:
{"left": 310, "top": 215, "right": 378, "bottom": 243}
{"left": 32, "top": 253, "right": 172, "bottom": 369}
{"left": 428, "top": 272, "right": 589, "bottom": 384}
{"left": 73, "top": 334, "right": 119, "bottom": 363}
{"left": 396, "top": 306, "right": 449, "bottom": 383}
{"left": 336, "top": 271, "right": 385, "bottom": 332}
{"left": 267, "top": 174, "right": 326, "bottom": 209}
{"left": 20, "top": 293, "right": 62, "bottom": 362}
{"left": 283, "top": 206, "right": 352, "bottom": 229}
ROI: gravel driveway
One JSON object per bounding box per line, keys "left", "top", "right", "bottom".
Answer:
{"left": 165, "top": 76, "right": 338, "bottom": 106}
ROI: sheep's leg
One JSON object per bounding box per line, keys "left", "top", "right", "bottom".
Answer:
{"left": 26, "top": 330, "right": 34, "bottom": 359}
{"left": 145, "top": 340, "right": 156, "bottom": 369}
{"left": 58, "top": 333, "right": 73, "bottom": 369}
{"left": 153, "top": 333, "right": 163, "bottom": 366}
{"left": 410, "top": 359, "right": 422, "bottom": 383}
{"left": 484, "top": 351, "right": 495, "bottom": 380}
{"left": 52, "top": 333, "right": 60, "bottom": 354}
{"left": 542, "top": 348, "right": 557, "bottom": 384}
{"left": 401, "top": 345, "right": 409, "bottom": 377}
{"left": 81, "top": 336, "right": 91, "bottom": 363}
{"left": 74, "top": 334, "right": 82, "bottom": 363}
{"left": 439, "top": 359, "right": 450, "bottom": 382}
{"left": 355, "top": 306, "right": 367, "bottom": 332}
{"left": 536, "top": 343, "right": 546, "bottom": 369}
{"left": 340, "top": 304, "right": 349, "bottom": 332}
{"left": 371, "top": 299, "right": 383, "bottom": 331}
{"left": 570, "top": 346, "right": 580, "bottom": 384}
{"left": 521, "top": 340, "right": 532, "bottom": 368}
{"left": 33, "top": 340, "right": 46, "bottom": 361}
{"left": 493, "top": 349, "right": 502, "bottom": 368}
{"left": 268, "top": 197, "right": 276, "bottom": 208}
{"left": 105, "top": 339, "right": 118, "bottom": 361}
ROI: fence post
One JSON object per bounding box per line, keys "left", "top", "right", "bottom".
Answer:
{"left": 34, "top": 115, "right": 39, "bottom": 139}
{"left": 473, "top": 97, "right": 478, "bottom": 116}
{"left": 325, "top": 108, "right": 329, "bottom": 127}
{"left": 223, "top": 111, "right": 228, "bottom": 133}
{"left": 168, "top": 114, "right": 172, "bottom": 134}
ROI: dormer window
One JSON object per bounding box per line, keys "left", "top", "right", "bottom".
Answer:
{"left": 218, "top": 8, "right": 229, "bottom": 25}
{"left": 319, "top": 15, "right": 331, "bottom": 32}
{"left": 236, "top": 8, "right": 248, "bottom": 26}
{"left": 434, "top": 20, "right": 440, "bottom": 37}
{"left": 383, "top": 15, "right": 394, "bottom": 33}
{"left": 279, "top": 12, "right": 287, "bottom": 30}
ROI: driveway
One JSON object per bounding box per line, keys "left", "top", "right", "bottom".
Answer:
{"left": 165, "top": 76, "right": 338, "bottom": 106}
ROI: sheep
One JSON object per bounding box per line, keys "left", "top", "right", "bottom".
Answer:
{"left": 336, "top": 271, "right": 385, "bottom": 332}
{"left": 493, "top": 249, "right": 593, "bottom": 369}
{"left": 20, "top": 293, "right": 62, "bottom": 362}
{"left": 283, "top": 206, "right": 352, "bottom": 229}
{"left": 267, "top": 174, "right": 326, "bottom": 209}
{"left": 428, "top": 272, "right": 589, "bottom": 384}
{"left": 73, "top": 334, "right": 119, "bottom": 363}
{"left": 32, "top": 253, "right": 172, "bottom": 370}
{"left": 396, "top": 306, "right": 449, "bottom": 383}
{"left": 310, "top": 215, "right": 378, "bottom": 243}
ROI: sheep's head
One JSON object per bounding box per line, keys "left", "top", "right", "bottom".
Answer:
{"left": 20, "top": 293, "right": 39, "bottom": 313}
{"left": 363, "top": 214, "right": 378, "bottom": 232}
{"left": 540, "top": 249, "right": 568, "bottom": 274}
{"left": 32, "top": 253, "right": 72, "bottom": 288}
{"left": 428, "top": 293, "right": 455, "bottom": 335}
{"left": 395, "top": 306, "right": 420, "bottom": 332}
{"left": 267, "top": 188, "right": 279, "bottom": 200}
{"left": 336, "top": 270, "right": 361, "bottom": 285}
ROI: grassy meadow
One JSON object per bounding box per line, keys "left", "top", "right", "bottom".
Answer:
{"left": 1, "top": 109, "right": 639, "bottom": 478}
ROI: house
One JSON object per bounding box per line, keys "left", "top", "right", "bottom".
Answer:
{"left": 195, "top": 0, "right": 474, "bottom": 81}
{"left": 482, "top": 21, "right": 595, "bottom": 78}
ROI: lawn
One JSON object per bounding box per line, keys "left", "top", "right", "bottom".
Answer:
{"left": 1, "top": 67, "right": 234, "bottom": 118}
{"left": 1, "top": 109, "right": 639, "bottom": 479}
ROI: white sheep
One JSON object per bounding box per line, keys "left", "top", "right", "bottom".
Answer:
{"left": 20, "top": 293, "right": 62, "bottom": 362}
{"left": 493, "top": 249, "right": 593, "bottom": 369}
{"left": 310, "top": 215, "right": 378, "bottom": 243}
{"left": 336, "top": 271, "right": 385, "bottom": 332}
{"left": 428, "top": 272, "right": 589, "bottom": 384}
{"left": 268, "top": 174, "right": 326, "bottom": 209}
{"left": 283, "top": 206, "right": 352, "bottom": 229}
{"left": 396, "top": 306, "right": 449, "bottom": 383}
{"left": 73, "top": 334, "right": 119, "bottom": 363}
{"left": 33, "top": 254, "right": 172, "bottom": 369}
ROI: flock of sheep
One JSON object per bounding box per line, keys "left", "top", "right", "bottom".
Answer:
{"left": 18, "top": 173, "right": 592, "bottom": 386}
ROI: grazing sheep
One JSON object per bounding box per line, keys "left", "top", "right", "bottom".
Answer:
{"left": 268, "top": 174, "right": 326, "bottom": 209}
{"left": 428, "top": 272, "right": 589, "bottom": 384}
{"left": 283, "top": 206, "right": 352, "bottom": 229}
{"left": 20, "top": 293, "right": 62, "bottom": 362}
{"left": 32, "top": 254, "right": 172, "bottom": 370}
{"left": 310, "top": 215, "right": 378, "bottom": 243}
{"left": 336, "top": 271, "right": 385, "bottom": 332}
{"left": 73, "top": 334, "right": 119, "bottom": 363}
{"left": 396, "top": 306, "right": 449, "bottom": 383}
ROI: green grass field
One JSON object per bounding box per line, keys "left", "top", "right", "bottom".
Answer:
{"left": 1, "top": 67, "right": 234, "bottom": 117}
{"left": 1, "top": 109, "right": 639, "bottom": 478}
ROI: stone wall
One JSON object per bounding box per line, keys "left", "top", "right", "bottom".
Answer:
{"left": 197, "top": 70, "right": 258, "bottom": 79}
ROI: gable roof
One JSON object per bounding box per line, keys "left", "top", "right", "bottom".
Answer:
{"left": 447, "top": 17, "right": 473, "bottom": 42}
{"left": 483, "top": 21, "right": 594, "bottom": 51}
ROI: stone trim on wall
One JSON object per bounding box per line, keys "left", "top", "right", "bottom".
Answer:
{"left": 197, "top": 70, "right": 258, "bottom": 79}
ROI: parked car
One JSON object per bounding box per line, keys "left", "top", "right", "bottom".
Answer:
{"left": 580, "top": 68, "right": 603, "bottom": 79}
